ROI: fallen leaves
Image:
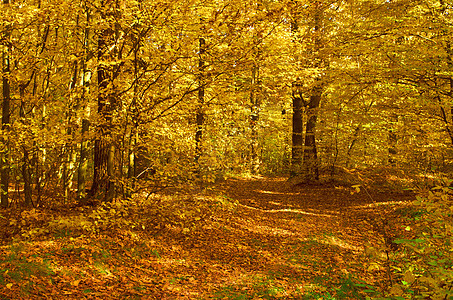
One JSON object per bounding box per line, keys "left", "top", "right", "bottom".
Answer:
{"left": 0, "top": 177, "right": 417, "bottom": 299}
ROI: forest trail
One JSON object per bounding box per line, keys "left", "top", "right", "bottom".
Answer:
{"left": 0, "top": 176, "right": 416, "bottom": 299}
{"left": 152, "top": 176, "right": 416, "bottom": 299}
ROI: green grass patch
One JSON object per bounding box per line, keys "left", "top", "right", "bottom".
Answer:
{"left": 394, "top": 206, "right": 427, "bottom": 220}
{"left": 92, "top": 248, "right": 111, "bottom": 262}
{"left": 301, "top": 275, "right": 378, "bottom": 300}
{"left": 213, "top": 276, "right": 286, "bottom": 299}
{"left": 0, "top": 244, "right": 55, "bottom": 290}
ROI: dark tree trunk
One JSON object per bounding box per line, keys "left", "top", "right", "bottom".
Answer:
{"left": 291, "top": 84, "right": 304, "bottom": 175}
{"left": 195, "top": 37, "right": 205, "bottom": 167}
{"left": 77, "top": 6, "right": 91, "bottom": 202}
{"left": 90, "top": 0, "right": 117, "bottom": 201}
{"left": 302, "top": 90, "right": 321, "bottom": 181}
{"left": 1, "top": 2, "right": 11, "bottom": 207}
{"left": 290, "top": 12, "right": 304, "bottom": 176}
{"left": 250, "top": 63, "right": 260, "bottom": 175}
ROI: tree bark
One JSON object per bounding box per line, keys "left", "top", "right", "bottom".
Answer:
{"left": 195, "top": 37, "right": 206, "bottom": 169}
{"left": 90, "top": 0, "right": 117, "bottom": 201}
{"left": 1, "top": 0, "right": 11, "bottom": 207}
{"left": 250, "top": 60, "right": 260, "bottom": 175}
{"left": 388, "top": 114, "right": 398, "bottom": 167}
{"left": 302, "top": 88, "right": 321, "bottom": 181}
{"left": 291, "top": 83, "right": 304, "bottom": 175}
{"left": 301, "top": 2, "right": 322, "bottom": 182}
{"left": 20, "top": 86, "right": 33, "bottom": 207}
{"left": 290, "top": 9, "right": 304, "bottom": 176}
{"left": 77, "top": 5, "right": 91, "bottom": 202}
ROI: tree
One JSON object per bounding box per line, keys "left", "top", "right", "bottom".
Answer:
{"left": 289, "top": 1, "right": 324, "bottom": 183}
{"left": 90, "top": 0, "right": 122, "bottom": 201}
{"left": 1, "top": 0, "right": 11, "bottom": 208}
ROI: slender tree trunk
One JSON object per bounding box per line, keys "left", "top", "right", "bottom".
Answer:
{"left": 250, "top": 3, "right": 262, "bottom": 175}
{"left": 388, "top": 114, "right": 398, "bottom": 167}
{"left": 77, "top": 5, "right": 91, "bottom": 202}
{"left": 62, "top": 61, "right": 78, "bottom": 203}
{"left": 19, "top": 87, "right": 33, "bottom": 206}
{"left": 78, "top": 116, "right": 90, "bottom": 201}
{"left": 250, "top": 63, "right": 260, "bottom": 175}
{"left": 126, "top": 129, "right": 136, "bottom": 198}
{"left": 126, "top": 37, "right": 140, "bottom": 198}
{"left": 1, "top": 0, "right": 11, "bottom": 207}
{"left": 195, "top": 37, "right": 206, "bottom": 169}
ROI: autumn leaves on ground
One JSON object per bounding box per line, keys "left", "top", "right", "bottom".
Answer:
{"left": 0, "top": 174, "right": 417, "bottom": 299}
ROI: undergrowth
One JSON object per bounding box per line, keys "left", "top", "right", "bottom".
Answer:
{"left": 369, "top": 181, "right": 453, "bottom": 299}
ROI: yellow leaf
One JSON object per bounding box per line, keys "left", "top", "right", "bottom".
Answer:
{"left": 71, "top": 279, "right": 81, "bottom": 287}
{"left": 403, "top": 271, "right": 416, "bottom": 284}
{"left": 6, "top": 283, "right": 13, "bottom": 289}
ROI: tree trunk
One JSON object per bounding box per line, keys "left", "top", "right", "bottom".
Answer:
{"left": 77, "top": 117, "right": 90, "bottom": 201}
{"left": 126, "top": 129, "right": 136, "bottom": 198}
{"left": 125, "top": 30, "right": 141, "bottom": 198}
{"left": 301, "top": 2, "right": 322, "bottom": 182}
{"left": 250, "top": 61, "right": 260, "bottom": 175}
{"left": 388, "top": 114, "right": 398, "bottom": 167}
{"left": 289, "top": 2, "right": 323, "bottom": 183}
{"left": 302, "top": 88, "right": 321, "bottom": 181}
{"left": 1, "top": 0, "right": 11, "bottom": 207}
{"left": 290, "top": 11, "right": 304, "bottom": 176}
{"left": 195, "top": 37, "right": 206, "bottom": 169}
{"left": 77, "top": 6, "right": 91, "bottom": 202}
{"left": 291, "top": 82, "right": 304, "bottom": 176}
{"left": 90, "top": 0, "right": 117, "bottom": 201}
{"left": 20, "top": 86, "right": 33, "bottom": 206}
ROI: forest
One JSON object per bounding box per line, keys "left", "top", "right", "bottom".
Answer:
{"left": 0, "top": 0, "right": 452, "bottom": 299}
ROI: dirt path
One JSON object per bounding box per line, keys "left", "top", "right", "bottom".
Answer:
{"left": 154, "top": 176, "right": 415, "bottom": 299}
{"left": 0, "top": 176, "right": 416, "bottom": 299}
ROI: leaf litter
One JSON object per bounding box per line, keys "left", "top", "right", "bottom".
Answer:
{"left": 0, "top": 176, "right": 416, "bottom": 299}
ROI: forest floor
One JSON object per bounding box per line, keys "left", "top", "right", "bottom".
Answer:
{"left": 0, "top": 175, "right": 418, "bottom": 299}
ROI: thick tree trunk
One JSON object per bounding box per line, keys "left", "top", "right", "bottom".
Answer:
{"left": 90, "top": 1, "right": 116, "bottom": 201}
{"left": 1, "top": 5, "right": 11, "bottom": 207}
{"left": 302, "top": 88, "right": 321, "bottom": 181}
{"left": 301, "top": 3, "right": 323, "bottom": 182}
{"left": 290, "top": 2, "right": 323, "bottom": 184}
{"left": 291, "top": 85, "right": 304, "bottom": 175}
{"left": 290, "top": 12, "right": 304, "bottom": 176}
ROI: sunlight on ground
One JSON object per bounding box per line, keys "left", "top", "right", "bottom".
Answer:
{"left": 235, "top": 220, "right": 360, "bottom": 252}
{"left": 238, "top": 223, "right": 303, "bottom": 237}
{"left": 255, "top": 189, "right": 300, "bottom": 196}
{"left": 315, "top": 235, "right": 362, "bottom": 252}
{"left": 239, "top": 203, "right": 336, "bottom": 217}
{"left": 351, "top": 200, "right": 410, "bottom": 209}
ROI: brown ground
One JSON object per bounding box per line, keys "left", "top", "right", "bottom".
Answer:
{"left": 0, "top": 176, "right": 416, "bottom": 299}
